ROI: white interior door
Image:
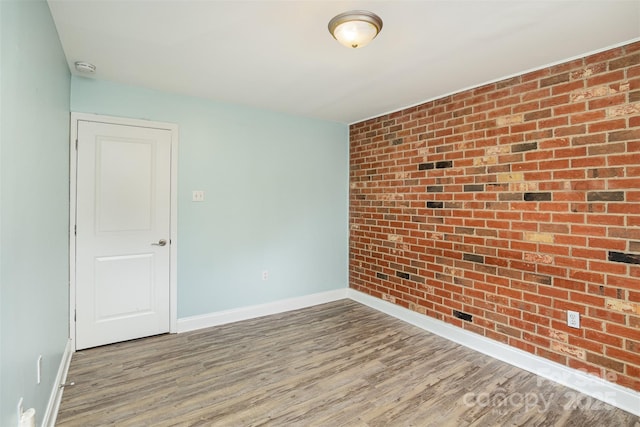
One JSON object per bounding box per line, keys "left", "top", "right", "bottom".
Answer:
{"left": 75, "top": 120, "right": 172, "bottom": 350}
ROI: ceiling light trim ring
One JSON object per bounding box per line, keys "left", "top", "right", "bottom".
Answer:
{"left": 328, "top": 10, "right": 383, "bottom": 49}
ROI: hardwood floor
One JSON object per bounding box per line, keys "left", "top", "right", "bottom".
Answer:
{"left": 56, "top": 300, "right": 639, "bottom": 426}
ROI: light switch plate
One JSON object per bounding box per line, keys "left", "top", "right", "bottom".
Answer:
{"left": 192, "top": 190, "right": 205, "bottom": 202}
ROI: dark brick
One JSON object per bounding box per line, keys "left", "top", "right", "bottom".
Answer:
{"left": 392, "top": 138, "right": 403, "bottom": 146}
{"left": 463, "top": 253, "right": 484, "bottom": 263}
{"left": 499, "top": 193, "right": 523, "bottom": 201}
{"left": 573, "top": 135, "right": 606, "bottom": 146}
{"left": 464, "top": 184, "right": 485, "bottom": 192}
{"left": 396, "top": 271, "right": 410, "bottom": 280}
{"left": 524, "top": 192, "right": 552, "bottom": 201}
{"left": 435, "top": 161, "right": 453, "bottom": 169}
{"left": 630, "top": 91, "right": 640, "bottom": 103}
{"left": 588, "top": 168, "right": 623, "bottom": 179}
{"left": 435, "top": 272, "right": 449, "bottom": 281}
{"left": 419, "top": 162, "right": 434, "bottom": 170}
{"left": 587, "top": 191, "right": 625, "bottom": 202}
{"left": 453, "top": 310, "right": 473, "bottom": 322}
{"left": 497, "top": 76, "right": 521, "bottom": 89}
{"left": 410, "top": 275, "right": 426, "bottom": 284}
{"left": 524, "top": 110, "right": 551, "bottom": 121}
{"left": 427, "top": 185, "right": 443, "bottom": 193}
{"left": 454, "top": 277, "right": 471, "bottom": 287}
{"left": 488, "top": 164, "right": 511, "bottom": 173}
{"left": 590, "top": 144, "right": 628, "bottom": 157}
{"left": 452, "top": 107, "right": 473, "bottom": 118}
{"left": 556, "top": 124, "right": 585, "bottom": 137}
{"left": 608, "top": 251, "right": 640, "bottom": 265}
{"left": 456, "top": 227, "right": 475, "bottom": 235}
{"left": 477, "top": 264, "right": 497, "bottom": 275}
{"left": 512, "top": 142, "right": 538, "bottom": 153}
{"left": 524, "top": 273, "right": 552, "bottom": 285}
{"left": 444, "top": 202, "right": 464, "bottom": 209}
{"left": 586, "top": 352, "right": 624, "bottom": 372}
{"left": 376, "top": 273, "right": 388, "bottom": 280}
{"left": 608, "top": 129, "right": 640, "bottom": 142}
{"left": 496, "top": 324, "right": 522, "bottom": 339}
{"left": 630, "top": 241, "right": 640, "bottom": 253}
{"left": 609, "top": 53, "right": 640, "bottom": 70}
{"left": 427, "top": 201, "right": 444, "bottom": 209}
{"left": 540, "top": 72, "right": 570, "bottom": 87}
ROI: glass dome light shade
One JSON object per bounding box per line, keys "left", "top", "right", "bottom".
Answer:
{"left": 328, "top": 11, "right": 383, "bottom": 49}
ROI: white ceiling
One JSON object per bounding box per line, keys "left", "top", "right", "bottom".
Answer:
{"left": 47, "top": 0, "right": 640, "bottom": 124}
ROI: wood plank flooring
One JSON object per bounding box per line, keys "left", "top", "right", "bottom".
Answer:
{"left": 56, "top": 300, "right": 639, "bottom": 426}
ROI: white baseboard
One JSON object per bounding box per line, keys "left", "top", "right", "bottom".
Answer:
{"left": 42, "top": 338, "right": 73, "bottom": 427}
{"left": 177, "top": 289, "right": 348, "bottom": 333}
{"left": 348, "top": 289, "right": 640, "bottom": 417}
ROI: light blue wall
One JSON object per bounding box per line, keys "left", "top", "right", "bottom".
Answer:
{"left": 0, "top": 0, "right": 71, "bottom": 425}
{"left": 71, "top": 77, "right": 349, "bottom": 317}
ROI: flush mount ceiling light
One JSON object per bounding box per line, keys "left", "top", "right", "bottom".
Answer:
{"left": 328, "top": 10, "right": 383, "bottom": 49}
{"left": 74, "top": 61, "right": 96, "bottom": 74}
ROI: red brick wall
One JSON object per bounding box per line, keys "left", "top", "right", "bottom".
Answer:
{"left": 349, "top": 41, "right": 640, "bottom": 392}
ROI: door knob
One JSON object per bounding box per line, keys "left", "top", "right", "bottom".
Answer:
{"left": 152, "top": 239, "right": 167, "bottom": 246}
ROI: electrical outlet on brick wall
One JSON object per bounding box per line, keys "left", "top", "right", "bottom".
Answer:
{"left": 567, "top": 310, "right": 580, "bottom": 329}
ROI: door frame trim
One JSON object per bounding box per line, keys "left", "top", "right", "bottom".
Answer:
{"left": 69, "top": 112, "right": 179, "bottom": 351}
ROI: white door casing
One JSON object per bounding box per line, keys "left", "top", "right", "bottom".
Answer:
{"left": 70, "top": 113, "right": 178, "bottom": 350}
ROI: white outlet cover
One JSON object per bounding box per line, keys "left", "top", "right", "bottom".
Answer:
{"left": 567, "top": 310, "right": 580, "bottom": 328}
